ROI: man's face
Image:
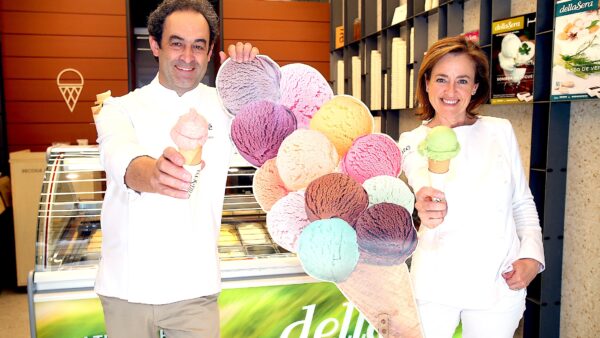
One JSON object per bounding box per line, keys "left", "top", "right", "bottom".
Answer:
{"left": 149, "top": 10, "right": 213, "bottom": 96}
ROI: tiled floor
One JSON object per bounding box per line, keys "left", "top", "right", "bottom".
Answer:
{"left": 0, "top": 288, "right": 30, "bottom": 338}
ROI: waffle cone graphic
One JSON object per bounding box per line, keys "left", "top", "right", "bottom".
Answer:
{"left": 428, "top": 158, "right": 450, "bottom": 174}
{"left": 57, "top": 68, "right": 84, "bottom": 112}
{"left": 180, "top": 146, "right": 203, "bottom": 166}
{"left": 337, "top": 262, "right": 424, "bottom": 338}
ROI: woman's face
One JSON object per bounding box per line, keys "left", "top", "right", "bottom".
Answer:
{"left": 426, "top": 53, "right": 479, "bottom": 121}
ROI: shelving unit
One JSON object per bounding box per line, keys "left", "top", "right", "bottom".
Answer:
{"left": 330, "top": 1, "right": 568, "bottom": 337}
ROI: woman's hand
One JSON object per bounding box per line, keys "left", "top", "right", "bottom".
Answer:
{"left": 414, "top": 186, "right": 448, "bottom": 229}
{"left": 502, "top": 258, "right": 541, "bottom": 291}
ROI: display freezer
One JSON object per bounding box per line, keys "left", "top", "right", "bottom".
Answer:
{"left": 28, "top": 146, "right": 379, "bottom": 338}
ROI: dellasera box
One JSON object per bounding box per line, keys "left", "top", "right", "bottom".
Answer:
{"left": 551, "top": 0, "right": 600, "bottom": 101}
{"left": 490, "top": 13, "right": 537, "bottom": 104}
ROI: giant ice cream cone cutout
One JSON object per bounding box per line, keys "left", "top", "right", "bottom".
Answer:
{"left": 57, "top": 68, "right": 84, "bottom": 112}
{"left": 216, "top": 54, "right": 424, "bottom": 336}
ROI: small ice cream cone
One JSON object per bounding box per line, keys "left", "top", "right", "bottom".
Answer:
{"left": 428, "top": 158, "right": 450, "bottom": 174}
{"left": 337, "top": 263, "right": 423, "bottom": 338}
{"left": 179, "top": 146, "right": 203, "bottom": 166}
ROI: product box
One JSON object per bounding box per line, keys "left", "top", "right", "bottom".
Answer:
{"left": 490, "top": 13, "right": 537, "bottom": 104}
{"left": 551, "top": 0, "right": 600, "bottom": 101}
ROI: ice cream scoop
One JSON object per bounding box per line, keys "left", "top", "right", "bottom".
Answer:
{"left": 170, "top": 108, "right": 209, "bottom": 165}
{"left": 276, "top": 129, "right": 339, "bottom": 191}
{"left": 341, "top": 133, "right": 402, "bottom": 184}
{"left": 252, "top": 158, "right": 289, "bottom": 212}
{"left": 266, "top": 190, "right": 310, "bottom": 252}
{"left": 216, "top": 55, "right": 281, "bottom": 117}
{"left": 297, "top": 218, "right": 359, "bottom": 282}
{"left": 280, "top": 63, "right": 334, "bottom": 129}
{"left": 310, "top": 95, "right": 374, "bottom": 157}
{"left": 418, "top": 125, "right": 460, "bottom": 174}
{"left": 304, "top": 173, "right": 369, "bottom": 227}
{"left": 230, "top": 100, "right": 297, "bottom": 167}
{"left": 363, "top": 175, "right": 415, "bottom": 213}
{"left": 355, "top": 203, "right": 417, "bottom": 266}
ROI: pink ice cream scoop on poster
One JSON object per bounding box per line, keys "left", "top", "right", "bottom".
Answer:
{"left": 341, "top": 133, "right": 402, "bottom": 184}
{"left": 280, "top": 63, "right": 334, "bottom": 129}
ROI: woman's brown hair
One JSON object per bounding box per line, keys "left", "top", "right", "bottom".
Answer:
{"left": 415, "top": 35, "right": 490, "bottom": 121}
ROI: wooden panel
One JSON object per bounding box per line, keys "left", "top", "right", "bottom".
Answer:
{"left": 0, "top": 0, "right": 125, "bottom": 15}
{"left": 223, "top": 0, "right": 329, "bottom": 22}
{"left": 3, "top": 79, "right": 129, "bottom": 101}
{"left": 224, "top": 40, "right": 329, "bottom": 62}
{"left": 2, "top": 35, "right": 127, "bottom": 58}
{"left": 6, "top": 101, "right": 99, "bottom": 123}
{"left": 224, "top": 19, "right": 329, "bottom": 42}
{"left": 3, "top": 58, "right": 128, "bottom": 80}
{"left": 7, "top": 123, "right": 98, "bottom": 147}
{"left": 1, "top": 12, "right": 126, "bottom": 37}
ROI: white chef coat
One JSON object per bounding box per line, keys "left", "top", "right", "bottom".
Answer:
{"left": 94, "top": 76, "right": 232, "bottom": 304}
{"left": 398, "top": 116, "right": 545, "bottom": 309}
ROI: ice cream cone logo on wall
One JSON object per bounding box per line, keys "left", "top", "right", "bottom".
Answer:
{"left": 57, "top": 68, "right": 84, "bottom": 112}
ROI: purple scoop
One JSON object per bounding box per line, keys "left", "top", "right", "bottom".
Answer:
{"left": 355, "top": 203, "right": 417, "bottom": 265}
{"left": 231, "top": 100, "right": 297, "bottom": 167}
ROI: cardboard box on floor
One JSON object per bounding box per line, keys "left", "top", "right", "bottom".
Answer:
{"left": 9, "top": 150, "right": 46, "bottom": 287}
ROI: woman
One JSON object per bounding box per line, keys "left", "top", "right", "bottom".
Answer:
{"left": 398, "top": 36, "right": 545, "bottom": 338}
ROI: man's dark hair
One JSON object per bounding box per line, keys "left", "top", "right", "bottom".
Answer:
{"left": 148, "top": 0, "right": 219, "bottom": 49}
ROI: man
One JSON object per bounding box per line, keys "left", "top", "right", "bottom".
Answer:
{"left": 93, "top": 1, "right": 258, "bottom": 337}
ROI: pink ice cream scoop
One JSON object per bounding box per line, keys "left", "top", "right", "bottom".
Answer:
{"left": 230, "top": 100, "right": 297, "bottom": 167}
{"left": 341, "top": 133, "right": 402, "bottom": 184}
{"left": 355, "top": 203, "right": 417, "bottom": 265}
{"left": 266, "top": 190, "right": 310, "bottom": 252}
{"left": 304, "top": 173, "right": 369, "bottom": 227}
{"left": 170, "top": 108, "right": 209, "bottom": 165}
{"left": 276, "top": 129, "right": 339, "bottom": 191}
{"left": 216, "top": 55, "right": 281, "bottom": 117}
{"left": 280, "top": 63, "right": 333, "bottom": 129}
{"left": 252, "top": 158, "right": 289, "bottom": 212}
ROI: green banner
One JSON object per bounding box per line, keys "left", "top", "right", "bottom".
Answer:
{"left": 34, "top": 282, "right": 379, "bottom": 338}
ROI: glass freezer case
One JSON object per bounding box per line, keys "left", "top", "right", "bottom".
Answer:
{"left": 27, "top": 146, "right": 378, "bottom": 338}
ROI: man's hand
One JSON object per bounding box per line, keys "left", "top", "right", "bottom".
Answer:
{"left": 125, "top": 147, "right": 192, "bottom": 199}
{"left": 414, "top": 186, "right": 447, "bottom": 229}
{"left": 219, "top": 42, "right": 259, "bottom": 63}
{"left": 502, "top": 258, "right": 541, "bottom": 291}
